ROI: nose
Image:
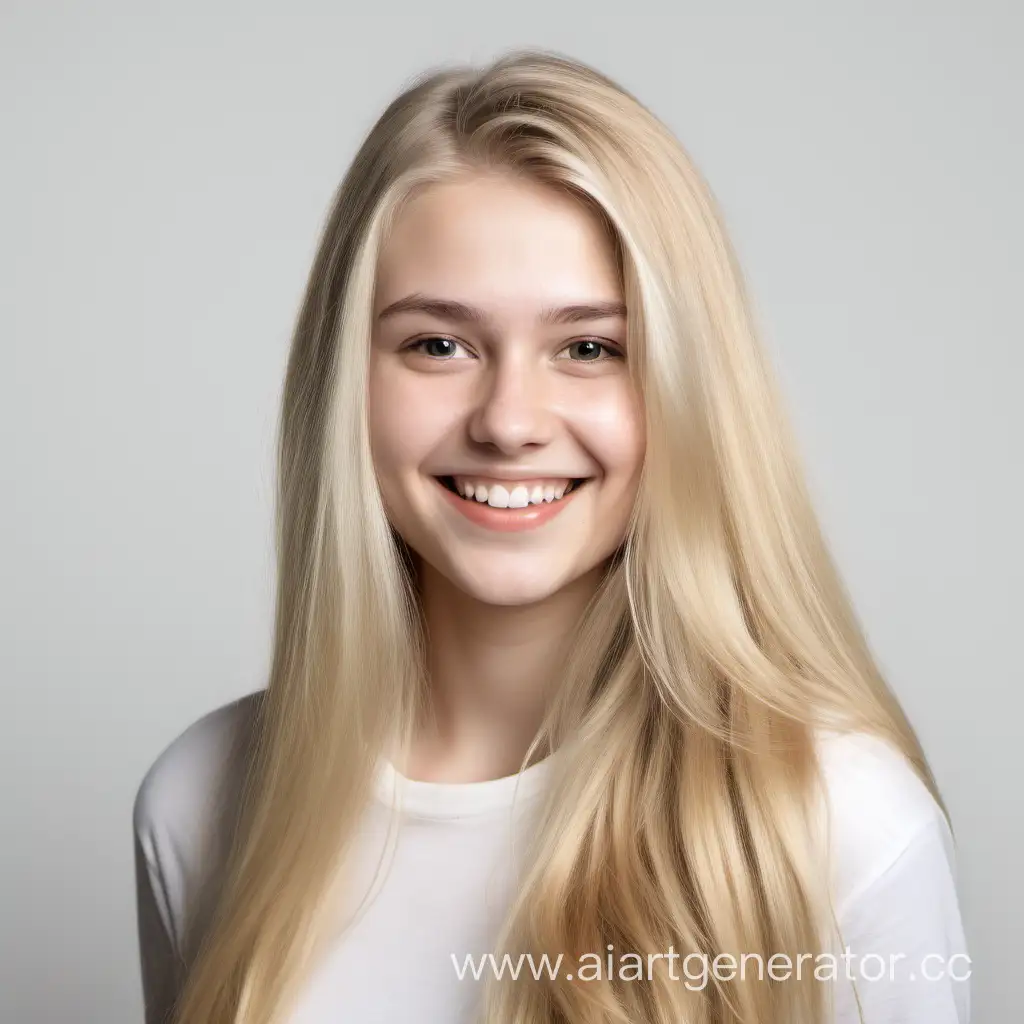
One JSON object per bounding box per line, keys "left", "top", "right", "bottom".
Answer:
{"left": 467, "top": 351, "right": 555, "bottom": 454}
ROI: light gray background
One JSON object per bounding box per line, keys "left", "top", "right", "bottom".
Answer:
{"left": 1, "top": 4, "right": 1019, "bottom": 1022}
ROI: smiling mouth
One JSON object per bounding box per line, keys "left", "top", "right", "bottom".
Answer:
{"left": 435, "top": 476, "right": 588, "bottom": 508}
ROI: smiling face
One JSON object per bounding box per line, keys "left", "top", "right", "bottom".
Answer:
{"left": 368, "top": 172, "right": 645, "bottom": 607}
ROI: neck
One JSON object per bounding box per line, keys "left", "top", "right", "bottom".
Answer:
{"left": 404, "top": 562, "right": 604, "bottom": 783}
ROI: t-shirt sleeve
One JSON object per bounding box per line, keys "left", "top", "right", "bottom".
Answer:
{"left": 830, "top": 814, "right": 971, "bottom": 1023}
{"left": 129, "top": 694, "right": 259, "bottom": 1024}
{"left": 134, "top": 808, "right": 186, "bottom": 1024}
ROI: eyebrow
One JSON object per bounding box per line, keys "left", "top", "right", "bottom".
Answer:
{"left": 375, "top": 293, "right": 627, "bottom": 326}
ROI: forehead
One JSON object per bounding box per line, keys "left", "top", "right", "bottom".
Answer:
{"left": 374, "top": 174, "right": 622, "bottom": 317}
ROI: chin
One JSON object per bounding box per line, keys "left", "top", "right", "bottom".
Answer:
{"left": 444, "top": 555, "right": 578, "bottom": 608}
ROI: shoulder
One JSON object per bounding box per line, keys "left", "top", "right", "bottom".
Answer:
{"left": 813, "top": 729, "right": 955, "bottom": 915}
{"left": 133, "top": 691, "right": 263, "bottom": 949}
{"left": 133, "top": 690, "right": 262, "bottom": 846}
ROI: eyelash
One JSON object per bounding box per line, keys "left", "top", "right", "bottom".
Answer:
{"left": 404, "top": 336, "right": 623, "bottom": 362}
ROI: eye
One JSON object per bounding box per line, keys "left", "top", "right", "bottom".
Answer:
{"left": 405, "top": 335, "right": 471, "bottom": 359}
{"left": 557, "top": 339, "right": 622, "bottom": 362}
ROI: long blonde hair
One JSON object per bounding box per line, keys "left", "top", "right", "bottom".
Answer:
{"left": 172, "top": 48, "right": 944, "bottom": 1024}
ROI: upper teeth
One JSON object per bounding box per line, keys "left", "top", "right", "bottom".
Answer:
{"left": 451, "top": 478, "right": 576, "bottom": 508}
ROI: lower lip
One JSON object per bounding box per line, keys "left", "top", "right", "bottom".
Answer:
{"left": 434, "top": 478, "right": 586, "bottom": 532}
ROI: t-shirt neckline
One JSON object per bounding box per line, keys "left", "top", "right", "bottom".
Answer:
{"left": 373, "top": 753, "right": 556, "bottom": 820}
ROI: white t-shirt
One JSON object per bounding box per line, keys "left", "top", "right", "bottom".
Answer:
{"left": 133, "top": 692, "right": 971, "bottom": 1023}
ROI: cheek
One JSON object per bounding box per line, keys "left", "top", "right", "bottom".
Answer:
{"left": 568, "top": 383, "right": 646, "bottom": 482}
{"left": 367, "top": 361, "right": 463, "bottom": 478}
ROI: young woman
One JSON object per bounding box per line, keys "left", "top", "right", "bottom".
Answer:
{"left": 133, "top": 49, "right": 970, "bottom": 1024}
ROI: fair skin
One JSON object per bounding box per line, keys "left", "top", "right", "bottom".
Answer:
{"left": 369, "top": 171, "right": 645, "bottom": 783}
